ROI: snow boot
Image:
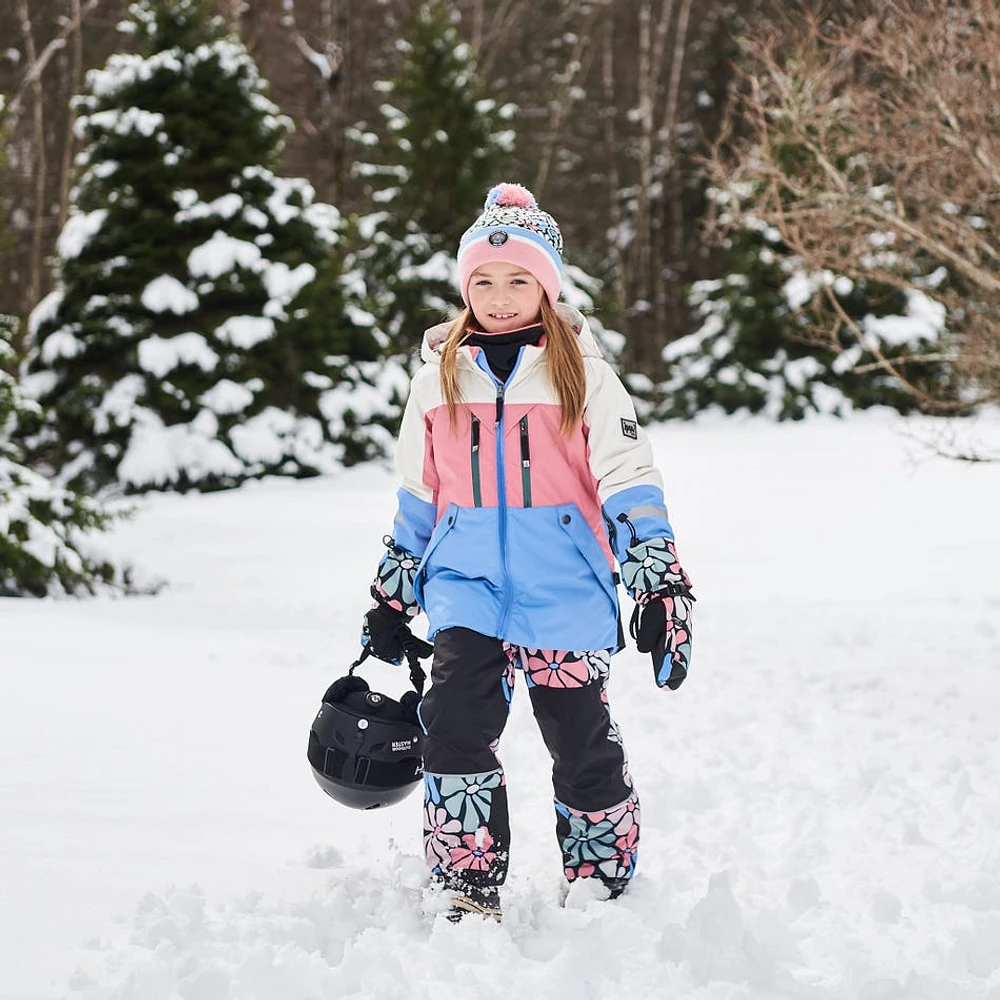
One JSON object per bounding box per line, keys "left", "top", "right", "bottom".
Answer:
{"left": 562, "top": 874, "right": 631, "bottom": 908}
{"left": 600, "top": 876, "right": 629, "bottom": 900}
{"left": 431, "top": 876, "right": 502, "bottom": 924}
{"left": 445, "top": 883, "right": 502, "bottom": 923}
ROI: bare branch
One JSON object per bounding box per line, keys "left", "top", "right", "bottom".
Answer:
{"left": 1, "top": 0, "right": 102, "bottom": 125}
{"left": 704, "top": 0, "right": 1000, "bottom": 416}
{"left": 534, "top": 2, "right": 605, "bottom": 199}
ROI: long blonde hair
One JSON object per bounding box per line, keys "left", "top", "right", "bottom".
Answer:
{"left": 439, "top": 297, "right": 586, "bottom": 434}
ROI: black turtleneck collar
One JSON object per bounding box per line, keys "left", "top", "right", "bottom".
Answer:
{"left": 465, "top": 324, "right": 545, "bottom": 383}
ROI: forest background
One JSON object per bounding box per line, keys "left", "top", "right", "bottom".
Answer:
{"left": 1, "top": 0, "right": 998, "bottom": 596}
{"left": 6, "top": 0, "right": 760, "bottom": 377}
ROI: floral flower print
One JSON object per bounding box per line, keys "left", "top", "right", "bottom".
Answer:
{"left": 523, "top": 649, "right": 590, "bottom": 688}
{"left": 615, "top": 823, "right": 639, "bottom": 871}
{"left": 501, "top": 643, "right": 518, "bottom": 705}
{"left": 566, "top": 862, "right": 597, "bottom": 881}
{"left": 606, "top": 716, "right": 623, "bottom": 746}
{"left": 449, "top": 827, "right": 497, "bottom": 872}
{"left": 557, "top": 791, "right": 640, "bottom": 882}
{"left": 424, "top": 801, "right": 463, "bottom": 870}
{"left": 437, "top": 770, "right": 504, "bottom": 833}
{"left": 621, "top": 536, "right": 691, "bottom": 598}
{"left": 659, "top": 593, "right": 694, "bottom": 685}
{"left": 580, "top": 649, "right": 611, "bottom": 684}
{"left": 561, "top": 813, "right": 620, "bottom": 868}
{"left": 604, "top": 792, "right": 640, "bottom": 836}
{"left": 374, "top": 540, "right": 419, "bottom": 612}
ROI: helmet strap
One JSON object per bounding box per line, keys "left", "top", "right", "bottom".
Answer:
{"left": 349, "top": 639, "right": 429, "bottom": 697}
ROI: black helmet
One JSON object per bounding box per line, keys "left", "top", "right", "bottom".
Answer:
{"left": 308, "top": 650, "right": 427, "bottom": 810}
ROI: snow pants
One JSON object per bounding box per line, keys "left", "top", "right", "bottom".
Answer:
{"left": 419, "top": 626, "right": 640, "bottom": 890}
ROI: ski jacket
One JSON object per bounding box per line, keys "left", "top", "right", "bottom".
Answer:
{"left": 383, "top": 304, "right": 678, "bottom": 653}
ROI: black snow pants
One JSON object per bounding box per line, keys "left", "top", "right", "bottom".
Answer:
{"left": 418, "top": 627, "right": 641, "bottom": 889}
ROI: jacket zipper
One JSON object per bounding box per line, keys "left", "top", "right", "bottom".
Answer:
{"left": 519, "top": 415, "right": 531, "bottom": 507}
{"left": 467, "top": 347, "right": 528, "bottom": 639}
{"left": 495, "top": 382, "right": 513, "bottom": 635}
{"left": 470, "top": 414, "right": 482, "bottom": 507}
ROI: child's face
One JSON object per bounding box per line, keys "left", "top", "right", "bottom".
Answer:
{"left": 468, "top": 263, "right": 544, "bottom": 334}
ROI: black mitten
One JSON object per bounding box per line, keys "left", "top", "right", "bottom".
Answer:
{"left": 362, "top": 603, "right": 410, "bottom": 664}
{"left": 361, "top": 601, "right": 433, "bottom": 665}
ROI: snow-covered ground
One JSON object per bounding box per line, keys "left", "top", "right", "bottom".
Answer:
{"left": 2, "top": 411, "right": 999, "bottom": 1000}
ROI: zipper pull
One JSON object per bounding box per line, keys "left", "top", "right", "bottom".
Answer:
{"left": 495, "top": 385, "right": 504, "bottom": 424}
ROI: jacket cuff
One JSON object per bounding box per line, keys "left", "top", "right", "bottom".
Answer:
{"left": 602, "top": 484, "right": 675, "bottom": 564}
{"left": 392, "top": 487, "right": 436, "bottom": 559}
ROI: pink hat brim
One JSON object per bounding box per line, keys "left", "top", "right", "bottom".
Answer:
{"left": 458, "top": 235, "right": 561, "bottom": 308}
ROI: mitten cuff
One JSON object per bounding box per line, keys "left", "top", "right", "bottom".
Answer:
{"left": 619, "top": 536, "right": 692, "bottom": 601}
{"left": 371, "top": 535, "right": 421, "bottom": 618}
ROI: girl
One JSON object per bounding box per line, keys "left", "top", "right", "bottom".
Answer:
{"left": 361, "top": 183, "right": 694, "bottom": 922}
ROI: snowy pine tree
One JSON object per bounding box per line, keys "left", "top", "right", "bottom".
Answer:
{"left": 1, "top": 315, "right": 128, "bottom": 597}
{"left": 351, "top": 0, "right": 515, "bottom": 353}
{"left": 22, "top": 0, "right": 400, "bottom": 494}
{"left": 658, "top": 194, "right": 955, "bottom": 421}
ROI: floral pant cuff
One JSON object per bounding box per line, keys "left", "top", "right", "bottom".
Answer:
{"left": 423, "top": 768, "right": 510, "bottom": 888}
{"left": 556, "top": 789, "right": 640, "bottom": 884}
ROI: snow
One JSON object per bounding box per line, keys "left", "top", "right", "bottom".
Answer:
{"left": 214, "top": 315, "right": 275, "bottom": 349}
{"left": 198, "top": 379, "right": 256, "bottom": 416}
{"left": 27, "top": 290, "right": 63, "bottom": 337}
{"left": 82, "top": 107, "right": 165, "bottom": 139}
{"left": 188, "top": 232, "right": 263, "bottom": 280}
{"left": 3, "top": 412, "right": 1000, "bottom": 999}
{"left": 138, "top": 333, "right": 220, "bottom": 378}
{"left": 261, "top": 262, "right": 316, "bottom": 313}
{"left": 38, "top": 328, "right": 85, "bottom": 364}
{"left": 57, "top": 209, "right": 108, "bottom": 260}
{"left": 267, "top": 177, "right": 314, "bottom": 226}
{"left": 862, "top": 291, "right": 946, "bottom": 348}
{"left": 229, "top": 406, "right": 298, "bottom": 464}
{"left": 140, "top": 275, "right": 199, "bottom": 315}
{"left": 94, "top": 373, "right": 145, "bottom": 434}
{"left": 174, "top": 193, "right": 245, "bottom": 222}
{"left": 117, "top": 410, "right": 243, "bottom": 489}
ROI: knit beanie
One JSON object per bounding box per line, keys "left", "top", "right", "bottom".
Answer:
{"left": 457, "top": 183, "right": 563, "bottom": 307}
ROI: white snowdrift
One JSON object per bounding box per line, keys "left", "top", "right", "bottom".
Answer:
{"left": 1, "top": 411, "right": 998, "bottom": 1000}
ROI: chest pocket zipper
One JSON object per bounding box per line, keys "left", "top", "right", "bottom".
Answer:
{"left": 519, "top": 415, "right": 531, "bottom": 508}
{"left": 471, "top": 414, "right": 482, "bottom": 507}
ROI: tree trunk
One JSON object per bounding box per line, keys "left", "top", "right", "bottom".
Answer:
{"left": 15, "top": 0, "right": 46, "bottom": 315}
{"left": 57, "top": 0, "right": 85, "bottom": 235}
{"left": 659, "top": 0, "right": 693, "bottom": 336}
{"left": 601, "top": 13, "right": 626, "bottom": 307}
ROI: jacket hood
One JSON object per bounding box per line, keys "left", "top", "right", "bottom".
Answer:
{"left": 420, "top": 303, "right": 606, "bottom": 366}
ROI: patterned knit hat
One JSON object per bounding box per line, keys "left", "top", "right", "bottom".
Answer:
{"left": 457, "top": 183, "right": 563, "bottom": 307}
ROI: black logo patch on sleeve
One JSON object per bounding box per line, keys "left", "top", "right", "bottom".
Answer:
{"left": 621, "top": 418, "right": 638, "bottom": 440}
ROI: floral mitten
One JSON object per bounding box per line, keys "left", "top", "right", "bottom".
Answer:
{"left": 631, "top": 590, "right": 694, "bottom": 689}
{"left": 361, "top": 536, "right": 429, "bottom": 664}
{"left": 620, "top": 537, "right": 694, "bottom": 690}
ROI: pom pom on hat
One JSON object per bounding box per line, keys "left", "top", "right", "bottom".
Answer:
{"left": 457, "top": 182, "right": 563, "bottom": 307}
{"left": 484, "top": 183, "right": 537, "bottom": 210}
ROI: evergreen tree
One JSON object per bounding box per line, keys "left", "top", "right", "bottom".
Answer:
{"left": 352, "top": 0, "right": 515, "bottom": 353}
{"left": 1, "top": 315, "right": 129, "bottom": 596}
{"left": 657, "top": 192, "right": 955, "bottom": 420}
{"left": 22, "top": 0, "right": 398, "bottom": 494}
